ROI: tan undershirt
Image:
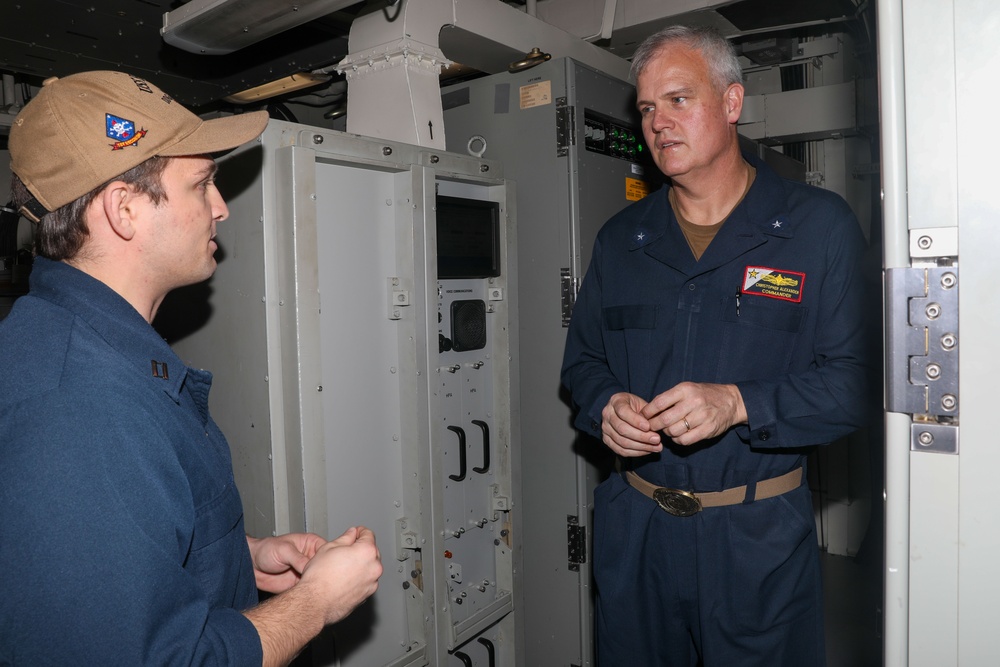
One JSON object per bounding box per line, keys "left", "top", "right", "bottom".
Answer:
{"left": 670, "top": 164, "right": 757, "bottom": 261}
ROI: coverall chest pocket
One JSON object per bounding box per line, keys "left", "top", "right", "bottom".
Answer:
{"left": 603, "top": 304, "right": 659, "bottom": 392}
{"left": 717, "top": 296, "right": 806, "bottom": 380}
{"left": 185, "top": 482, "right": 247, "bottom": 598}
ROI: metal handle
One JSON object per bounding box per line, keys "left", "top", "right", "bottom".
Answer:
{"left": 447, "top": 425, "right": 467, "bottom": 482}
{"left": 453, "top": 650, "right": 472, "bottom": 667}
{"left": 471, "top": 419, "right": 490, "bottom": 474}
{"left": 478, "top": 637, "right": 496, "bottom": 667}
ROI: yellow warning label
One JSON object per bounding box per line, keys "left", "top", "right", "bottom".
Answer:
{"left": 626, "top": 177, "right": 651, "bottom": 201}
{"left": 519, "top": 81, "right": 552, "bottom": 109}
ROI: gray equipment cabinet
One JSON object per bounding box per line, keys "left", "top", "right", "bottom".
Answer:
{"left": 166, "top": 121, "right": 519, "bottom": 667}
{"left": 442, "top": 58, "right": 648, "bottom": 666}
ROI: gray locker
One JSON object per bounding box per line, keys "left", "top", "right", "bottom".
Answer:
{"left": 164, "top": 121, "right": 518, "bottom": 666}
{"left": 442, "top": 58, "right": 648, "bottom": 666}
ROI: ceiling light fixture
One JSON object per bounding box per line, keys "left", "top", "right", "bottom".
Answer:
{"left": 224, "top": 72, "right": 332, "bottom": 104}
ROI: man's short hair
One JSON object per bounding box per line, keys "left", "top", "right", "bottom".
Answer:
{"left": 10, "top": 156, "right": 170, "bottom": 261}
{"left": 630, "top": 25, "right": 743, "bottom": 91}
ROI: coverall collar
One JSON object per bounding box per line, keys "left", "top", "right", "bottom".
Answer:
{"left": 629, "top": 153, "right": 795, "bottom": 277}
{"left": 27, "top": 257, "right": 189, "bottom": 403}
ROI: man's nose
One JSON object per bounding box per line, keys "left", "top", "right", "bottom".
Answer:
{"left": 650, "top": 108, "right": 674, "bottom": 133}
{"left": 212, "top": 187, "right": 229, "bottom": 222}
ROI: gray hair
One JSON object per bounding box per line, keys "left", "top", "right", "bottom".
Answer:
{"left": 629, "top": 25, "right": 743, "bottom": 90}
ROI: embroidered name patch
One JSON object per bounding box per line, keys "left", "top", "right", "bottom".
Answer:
{"left": 106, "top": 113, "right": 147, "bottom": 150}
{"left": 742, "top": 266, "right": 805, "bottom": 303}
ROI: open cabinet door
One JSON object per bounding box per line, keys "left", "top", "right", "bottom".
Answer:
{"left": 880, "top": 0, "right": 1000, "bottom": 664}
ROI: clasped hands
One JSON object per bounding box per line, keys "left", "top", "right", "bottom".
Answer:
{"left": 247, "top": 527, "right": 382, "bottom": 612}
{"left": 601, "top": 381, "right": 748, "bottom": 457}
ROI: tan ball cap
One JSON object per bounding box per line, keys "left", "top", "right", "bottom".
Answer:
{"left": 9, "top": 70, "right": 268, "bottom": 221}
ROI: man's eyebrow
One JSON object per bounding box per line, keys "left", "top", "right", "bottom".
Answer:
{"left": 636, "top": 87, "right": 695, "bottom": 108}
{"left": 194, "top": 162, "right": 219, "bottom": 180}
{"left": 661, "top": 86, "right": 695, "bottom": 98}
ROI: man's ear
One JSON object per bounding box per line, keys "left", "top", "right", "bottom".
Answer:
{"left": 725, "top": 82, "right": 745, "bottom": 124}
{"left": 101, "top": 181, "right": 137, "bottom": 241}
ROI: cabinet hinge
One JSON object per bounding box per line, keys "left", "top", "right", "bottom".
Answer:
{"left": 561, "top": 268, "right": 577, "bottom": 328}
{"left": 885, "top": 266, "right": 959, "bottom": 453}
{"left": 556, "top": 97, "right": 575, "bottom": 157}
{"left": 567, "top": 515, "right": 586, "bottom": 571}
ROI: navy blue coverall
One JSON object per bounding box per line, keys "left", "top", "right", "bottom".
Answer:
{"left": 561, "top": 154, "right": 870, "bottom": 666}
{"left": 0, "top": 258, "right": 262, "bottom": 665}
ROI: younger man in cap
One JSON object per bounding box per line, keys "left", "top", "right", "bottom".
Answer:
{"left": 0, "top": 71, "right": 382, "bottom": 666}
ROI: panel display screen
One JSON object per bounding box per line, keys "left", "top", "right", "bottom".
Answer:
{"left": 436, "top": 195, "right": 501, "bottom": 279}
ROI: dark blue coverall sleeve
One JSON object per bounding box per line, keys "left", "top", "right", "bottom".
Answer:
{"left": 733, "top": 192, "right": 871, "bottom": 448}
{"left": 560, "top": 233, "right": 628, "bottom": 439}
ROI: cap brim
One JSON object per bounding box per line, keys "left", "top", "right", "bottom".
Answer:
{"left": 159, "top": 110, "right": 269, "bottom": 157}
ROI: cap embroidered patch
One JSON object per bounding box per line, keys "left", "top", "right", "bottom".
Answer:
{"left": 742, "top": 266, "right": 805, "bottom": 303}
{"left": 106, "top": 113, "right": 147, "bottom": 150}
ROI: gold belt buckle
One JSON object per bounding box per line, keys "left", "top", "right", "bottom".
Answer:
{"left": 652, "top": 487, "right": 703, "bottom": 517}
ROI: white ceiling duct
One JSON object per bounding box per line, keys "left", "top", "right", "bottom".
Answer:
{"left": 161, "top": 0, "right": 362, "bottom": 55}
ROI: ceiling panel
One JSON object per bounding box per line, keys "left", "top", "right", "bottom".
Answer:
{"left": 0, "top": 0, "right": 360, "bottom": 108}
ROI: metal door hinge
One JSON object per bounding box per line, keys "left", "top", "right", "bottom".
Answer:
{"left": 886, "top": 266, "right": 959, "bottom": 453}
{"left": 567, "top": 515, "right": 586, "bottom": 571}
{"left": 561, "top": 268, "right": 577, "bottom": 327}
{"left": 387, "top": 277, "right": 410, "bottom": 320}
{"left": 395, "top": 516, "right": 420, "bottom": 561}
{"left": 556, "top": 97, "right": 575, "bottom": 157}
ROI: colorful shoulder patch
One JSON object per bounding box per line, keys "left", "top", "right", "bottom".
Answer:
{"left": 106, "top": 113, "right": 147, "bottom": 150}
{"left": 742, "top": 265, "right": 805, "bottom": 303}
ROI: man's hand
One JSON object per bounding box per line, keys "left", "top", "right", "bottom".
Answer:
{"left": 641, "top": 382, "right": 747, "bottom": 446}
{"left": 245, "top": 526, "right": 383, "bottom": 667}
{"left": 298, "top": 526, "right": 383, "bottom": 627}
{"left": 601, "top": 392, "right": 664, "bottom": 457}
{"left": 247, "top": 533, "right": 327, "bottom": 594}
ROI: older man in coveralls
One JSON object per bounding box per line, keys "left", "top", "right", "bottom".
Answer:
{"left": 561, "top": 26, "right": 870, "bottom": 666}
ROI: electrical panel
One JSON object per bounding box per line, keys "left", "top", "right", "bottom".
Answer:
{"left": 583, "top": 108, "right": 644, "bottom": 162}
{"left": 167, "top": 122, "right": 517, "bottom": 667}
{"left": 442, "top": 58, "right": 649, "bottom": 666}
